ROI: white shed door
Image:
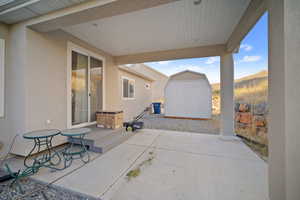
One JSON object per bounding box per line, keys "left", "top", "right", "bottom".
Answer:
{"left": 165, "top": 80, "right": 211, "bottom": 118}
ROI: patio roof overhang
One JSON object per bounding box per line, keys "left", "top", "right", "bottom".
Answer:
{"left": 25, "top": 0, "right": 266, "bottom": 64}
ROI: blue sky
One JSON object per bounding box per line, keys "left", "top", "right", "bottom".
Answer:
{"left": 145, "top": 13, "right": 268, "bottom": 83}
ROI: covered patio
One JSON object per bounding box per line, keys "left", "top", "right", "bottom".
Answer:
{"left": 23, "top": 0, "right": 264, "bottom": 140}
{"left": 0, "top": 0, "right": 299, "bottom": 199}
{"left": 5, "top": 129, "right": 267, "bottom": 200}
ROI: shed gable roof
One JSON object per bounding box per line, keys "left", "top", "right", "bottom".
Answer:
{"left": 169, "top": 70, "right": 207, "bottom": 80}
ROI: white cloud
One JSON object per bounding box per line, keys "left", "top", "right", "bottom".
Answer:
{"left": 205, "top": 57, "right": 220, "bottom": 64}
{"left": 184, "top": 65, "right": 204, "bottom": 72}
{"left": 240, "top": 55, "right": 261, "bottom": 62}
{"left": 240, "top": 44, "right": 253, "bottom": 51}
{"left": 157, "top": 61, "right": 172, "bottom": 65}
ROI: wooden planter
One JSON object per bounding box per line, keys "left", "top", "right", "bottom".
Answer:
{"left": 96, "top": 111, "right": 123, "bottom": 129}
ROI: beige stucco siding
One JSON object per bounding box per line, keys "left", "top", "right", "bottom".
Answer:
{"left": 0, "top": 23, "right": 12, "bottom": 157}
{"left": 130, "top": 64, "right": 168, "bottom": 103}
{"left": 1, "top": 23, "right": 120, "bottom": 155}
{"left": 119, "top": 70, "right": 152, "bottom": 122}
{"left": 0, "top": 23, "right": 8, "bottom": 38}
{"left": 25, "top": 29, "right": 120, "bottom": 130}
{"left": 0, "top": 24, "right": 29, "bottom": 158}
{"left": 26, "top": 29, "right": 67, "bottom": 131}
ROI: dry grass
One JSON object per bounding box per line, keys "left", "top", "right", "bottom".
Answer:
{"left": 126, "top": 152, "right": 155, "bottom": 181}
{"left": 211, "top": 70, "right": 268, "bottom": 114}
{"left": 235, "top": 125, "right": 268, "bottom": 145}
{"left": 235, "top": 79, "right": 268, "bottom": 104}
{"left": 126, "top": 168, "right": 141, "bottom": 180}
{"left": 242, "top": 138, "right": 268, "bottom": 161}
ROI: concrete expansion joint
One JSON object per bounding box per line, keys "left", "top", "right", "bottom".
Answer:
{"left": 99, "top": 132, "right": 161, "bottom": 198}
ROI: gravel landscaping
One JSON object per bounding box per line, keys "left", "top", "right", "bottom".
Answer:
{"left": 0, "top": 170, "right": 99, "bottom": 200}
{"left": 141, "top": 114, "right": 220, "bottom": 134}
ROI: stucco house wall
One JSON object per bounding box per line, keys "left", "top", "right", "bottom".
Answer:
{"left": 118, "top": 68, "right": 152, "bottom": 122}
{"left": 0, "top": 21, "right": 121, "bottom": 156}
{"left": 0, "top": 23, "right": 29, "bottom": 158}
{"left": 164, "top": 70, "right": 212, "bottom": 119}
{"left": 130, "top": 64, "right": 168, "bottom": 103}
{"left": 0, "top": 23, "right": 13, "bottom": 157}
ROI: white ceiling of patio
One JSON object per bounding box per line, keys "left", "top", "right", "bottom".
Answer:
{"left": 0, "top": 0, "right": 92, "bottom": 24}
{"left": 63, "top": 0, "right": 250, "bottom": 56}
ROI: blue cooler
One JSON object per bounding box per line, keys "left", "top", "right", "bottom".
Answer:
{"left": 152, "top": 102, "right": 161, "bottom": 114}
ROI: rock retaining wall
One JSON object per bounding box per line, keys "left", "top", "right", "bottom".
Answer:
{"left": 235, "top": 102, "right": 268, "bottom": 145}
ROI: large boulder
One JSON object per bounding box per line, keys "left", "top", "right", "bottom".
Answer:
{"left": 239, "top": 103, "right": 251, "bottom": 112}
{"left": 254, "top": 115, "right": 267, "bottom": 127}
{"left": 253, "top": 103, "right": 268, "bottom": 115}
{"left": 239, "top": 112, "right": 253, "bottom": 124}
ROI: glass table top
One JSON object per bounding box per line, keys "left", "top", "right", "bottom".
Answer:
{"left": 60, "top": 128, "right": 91, "bottom": 136}
{"left": 23, "top": 129, "right": 61, "bottom": 139}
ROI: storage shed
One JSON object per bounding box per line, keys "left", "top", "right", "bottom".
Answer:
{"left": 164, "top": 70, "right": 212, "bottom": 119}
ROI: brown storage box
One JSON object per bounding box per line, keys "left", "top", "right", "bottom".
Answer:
{"left": 96, "top": 111, "right": 123, "bottom": 129}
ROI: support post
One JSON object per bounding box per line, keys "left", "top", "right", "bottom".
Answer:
{"left": 220, "top": 54, "right": 235, "bottom": 138}
{"left": 268, "top": 0, "right": 300, "bottom": 199}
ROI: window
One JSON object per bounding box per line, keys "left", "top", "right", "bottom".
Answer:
{"left": 122, "top": 77, "right": 135, "bottom": 99}
{"left": 0, "top": 39, "right": 4, "bottom": 117}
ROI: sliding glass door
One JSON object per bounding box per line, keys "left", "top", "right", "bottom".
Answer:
{"left": 71, "top": 50, "right": 103, "bottom": 127}
{"left": 90, "top": 57, "right": 103, "bottom": 122}
{"left": 71, "top": 51, "right": 89, "bottom": 125}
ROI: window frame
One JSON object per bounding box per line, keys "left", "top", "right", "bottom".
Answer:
{"left": 67, "top": 41, "right": 106, "bottom": 129}
{"left": 122, "top": 76, "right": 135, "bottom": 100}
{"left": 0, "top": 39, "right": 4, "bottom": 118}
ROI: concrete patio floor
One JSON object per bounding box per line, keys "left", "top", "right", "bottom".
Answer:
{"left": 6, "top": 129, "right": 268, "bottom": 200}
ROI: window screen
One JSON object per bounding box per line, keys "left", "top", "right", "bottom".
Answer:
{"left": 123, "top": 78, "right": 134, "bottom": 99}
{"left": 129, "top": 81, "right": 134, "bottom": 98}
{"left": 123, "top": 78, "right": 129, "bottom": 98}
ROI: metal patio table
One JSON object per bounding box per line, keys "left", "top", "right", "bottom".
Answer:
{"left": 60, "top": 128, "right": 91, "bottom": 169}
{"left": 23, "top": 129, "right": 62, "bottom": 171}
{"left": 5, "top": 129, "right": 62, "bottom": 193}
